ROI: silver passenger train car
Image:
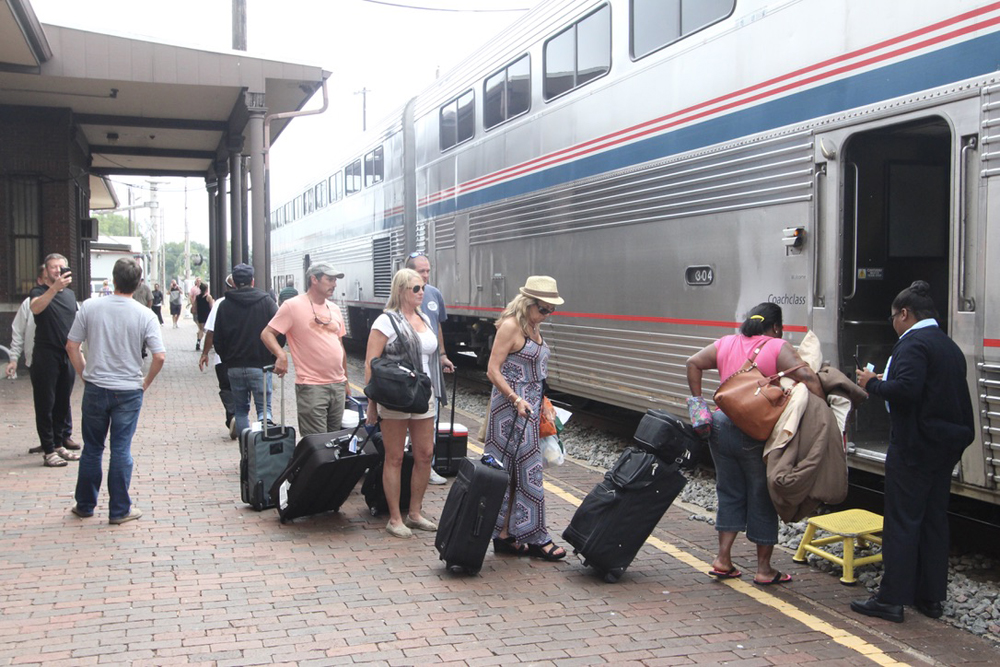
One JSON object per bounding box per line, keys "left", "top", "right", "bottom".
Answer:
{"left": 271, "top": 0, "right": 1000, "bottom": 503}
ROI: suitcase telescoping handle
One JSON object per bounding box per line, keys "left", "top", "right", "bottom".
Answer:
{"left": 480, "top": 413, "right": 528, "bottom": 481}
{"left": 262, "top": 364, "right": 283, "bottom": 440}
{"left": 435, "top": 370, "right": 460, "bottom": 469}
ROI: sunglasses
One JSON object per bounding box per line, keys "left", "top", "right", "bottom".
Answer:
{"left": 311, "top": 301, "right": 333, "bottom": 326}
{"left": 408, "top": 251, "right": 424, "bottom": 259}
{"left": 536, "top": 303, "right": 556, "bottom": 316}
{"left": 411, "top": 284, "right": 425, "bottom": 293}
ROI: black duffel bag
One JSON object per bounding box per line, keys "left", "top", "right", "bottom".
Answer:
{"left": 632, "top": 409, "right": 703, "bottom": 469}
{"left": 364, "top": 357, "right": 432, "bottom": 413}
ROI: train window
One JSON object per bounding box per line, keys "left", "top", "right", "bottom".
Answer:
{"left": 631, "top": 0, "right": 734, "bottom": 60}
{"left": 440, "top": 90, "right": 475, "bottom": 151}
{"left": 345, "top": 159, "right": 362, "bottom": 195}
{"left": 544, "top": 4, "right": 610, "bottom": 101}
{"left": 304, "top": 188, "right": 315, "bottom": 214}
{"left": 365, "top": 146, "right": 384, "bottom": 187}
{"left": 316, "top": 181, "right": 327, "bottom": 208}
{"left": 284, "top": 202, "right": 293, "bottom": 222}
{"left": 484, "top": 54, "right": 531, "bottom": 130}
{"left": 330, "top": 172, "right": 342, "bottom": 201}
{"left": 294, "top": 196, "right": 303, "bottom": 220}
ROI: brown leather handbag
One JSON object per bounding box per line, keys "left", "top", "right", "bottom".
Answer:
{"left": 714, "top": 342, "right": 807, "bottom": 441}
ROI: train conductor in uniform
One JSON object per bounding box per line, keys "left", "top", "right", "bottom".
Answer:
{"left": 851, "top": 281, "right": 975, "bottom": 623}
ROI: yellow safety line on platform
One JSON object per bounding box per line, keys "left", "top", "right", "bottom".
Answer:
{"left": 462, "top": 439, "right": 904, "bottom": 666}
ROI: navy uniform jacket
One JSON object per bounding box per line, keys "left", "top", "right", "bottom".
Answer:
{"left": 864, "top": 325, "right": 975, "bottom": 468}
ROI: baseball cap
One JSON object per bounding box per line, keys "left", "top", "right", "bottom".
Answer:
{"left": 232, "top": 263, "right": 254, "bottom": 286}
{"left": 306, "top": 263, "right": 344, "bottom": 280}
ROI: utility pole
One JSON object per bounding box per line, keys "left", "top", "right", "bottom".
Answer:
{"left": 232, "top": 0, "right": 247, "bottom": 51}
{"left": 355, "top": 87, "right": 370, "bottom": 132}
{"left": 183, "top": 184, "right": 191, "bottom": 280}
{"left": 148, "top": 181, "right": 160, "bottom": 285}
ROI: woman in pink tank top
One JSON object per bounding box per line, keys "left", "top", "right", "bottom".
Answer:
{"left": 684, "top": 303, "right": 821, "bottom": 586}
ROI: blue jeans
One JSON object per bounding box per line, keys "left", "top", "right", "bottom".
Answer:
{"left": 228, "top": 367, "right": 273, "bottom": 436}
{"left": 709, "top": 411, "right": 778, "bottom": 545}
{"left": 75, "top": 383, "right": 143, "bottom": 520}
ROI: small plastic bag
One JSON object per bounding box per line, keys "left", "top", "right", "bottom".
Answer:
{"left": 541, "top": 434, "right": 564, "bottom": 467}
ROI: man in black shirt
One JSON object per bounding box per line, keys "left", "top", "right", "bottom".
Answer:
{"left": 29, "top": 253, "right": 81, "bottom": 468}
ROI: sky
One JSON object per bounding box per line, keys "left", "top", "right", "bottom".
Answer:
{"left": 29, "top": 0, "right": 540, "bottom": 247}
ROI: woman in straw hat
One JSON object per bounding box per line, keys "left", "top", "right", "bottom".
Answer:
{"left": 484, "top": 276, "right": 566, "bottom": 561}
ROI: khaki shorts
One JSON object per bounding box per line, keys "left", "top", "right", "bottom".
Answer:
{"left": 378, "top": 395, "right": 436, "bottom": 421}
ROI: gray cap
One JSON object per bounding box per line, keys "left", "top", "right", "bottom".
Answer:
{"left": 306, "top": 263, "right": 344, "bottom": 280}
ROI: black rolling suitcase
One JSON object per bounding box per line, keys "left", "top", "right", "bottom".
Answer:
{"left": 433, "top": 372, "right": 468, "bottom": 476}
{"left": 562, "top": 447, "right": 686, "bottom": 582}
{"left": 240, "top": 366, "right": 295, "bottom": 511}
{"left": 269, "top": 399, "right": 379, "bottom": 523}
{"left": 362, "top": 442, "right": 414, "bottom": 516}
{"left": 435, "top": 417, "right": 526, "bottom": 574}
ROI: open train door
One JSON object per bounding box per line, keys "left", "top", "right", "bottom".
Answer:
{"left": 813, "top": 98, "right": 985, "bottom": 490}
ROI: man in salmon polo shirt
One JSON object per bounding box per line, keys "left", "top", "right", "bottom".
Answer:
{"left": 261, "top": 263, "right": 350, "bottom": 436}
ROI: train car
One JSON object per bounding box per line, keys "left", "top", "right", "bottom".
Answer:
{"left": 270, "top": 0, "right": 1000, "bottom": 503}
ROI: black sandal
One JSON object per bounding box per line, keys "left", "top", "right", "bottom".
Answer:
{"left": 527, "top": 541, "right": 566, "bottom": 561}
{"left": 493, "top": 536, "right": 529, "bottom": 556}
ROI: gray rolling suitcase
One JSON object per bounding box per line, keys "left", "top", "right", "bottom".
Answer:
{"left": 239, "top": 366, "right": 294, "bottom": 511}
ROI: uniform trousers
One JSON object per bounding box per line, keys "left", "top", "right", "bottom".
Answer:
{"left": 878, "top": 449, "right": 955, "bottom": 605}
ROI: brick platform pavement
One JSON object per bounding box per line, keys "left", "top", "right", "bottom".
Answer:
{"left": 1, "top": 321, "right": 999, "bottom": 665}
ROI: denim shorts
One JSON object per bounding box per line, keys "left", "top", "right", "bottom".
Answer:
{"left": 709, "top": 410, "right": 779, "bottom": 545}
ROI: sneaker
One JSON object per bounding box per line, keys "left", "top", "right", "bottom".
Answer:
{"left": 428, "top": 469, "right": 447, "bottom": 485}
{"left": 54, "top": 446, "right": 80, "bottom": 461}
{"left": 195, "top": 341, "right": 201, "bottom": 351}
{"left": 70, "top": 503, "right": 93, "bottom": 518}
{"left": 228, "top": 418, "right": 238, "bottom": 440}
{"left": 109, "top": 507, "right": 143, "bottom": 525}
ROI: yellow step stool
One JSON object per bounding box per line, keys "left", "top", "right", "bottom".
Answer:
{"left": 792, "top": 509, "right": 883, "bottom": 585}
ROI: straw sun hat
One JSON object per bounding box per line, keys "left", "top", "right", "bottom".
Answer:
{"left": 519, "top": 275, "right": 564, "bottom": 305}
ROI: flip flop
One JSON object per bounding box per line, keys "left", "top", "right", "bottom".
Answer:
{"left": 754, "top": 572, "right": 793, "bottom": 586}
{"left": 707, "top": 567, "right": 742, "bottom": 579}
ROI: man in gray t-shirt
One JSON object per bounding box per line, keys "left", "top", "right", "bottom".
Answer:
{"left": 66, "top": 258, "right": 165, "bottom": 524}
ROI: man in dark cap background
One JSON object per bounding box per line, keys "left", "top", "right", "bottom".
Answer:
{"left": 211, "top": 264, "right": 280, "bottom": 436}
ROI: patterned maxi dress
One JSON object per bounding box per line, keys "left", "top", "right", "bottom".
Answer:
{"left": 484, "top": 337, "right": 551, "bottom": 545}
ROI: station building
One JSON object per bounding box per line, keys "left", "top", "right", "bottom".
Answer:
{"left": 0, "top": 0, "right": 327, "bottom": 340}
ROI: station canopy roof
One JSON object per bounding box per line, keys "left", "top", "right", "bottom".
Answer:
{"left": 1, "top": 0, "right": 328, "bottom": 190}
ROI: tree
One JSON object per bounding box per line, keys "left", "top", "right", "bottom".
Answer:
{"left": 94, "top": 212, "right": 149, "bottom": 252}
{"left": 162, "top": 241, "right": 210, "bottom": 284}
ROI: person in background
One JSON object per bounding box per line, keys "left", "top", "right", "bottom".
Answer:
{"left": 278, "top": 284, "right": 298, "bottom": 306}
{"left": 29, "top": 253, "right": 82, "bottom": 468}
{"left": 685, "top": 302, "right": 821, "bottom": 584}
{"left": 364, "top": 268, "right": 442, "bottom": 538}
{"left": 261, "top": 263, "right": 350, "bottom": 437}
{"left": 194, "top": 282, "right": 213, "bottom": 351}
{"left": 169, "top": 280, "right": 183, "bottom": 328}
{"left": 209, "top": 264, "right": 279, "bottom": 437}
{"left": 198, "top": 274, "right": 237, "bottom": 438}
{"left": 66, "top": 257, "right": 164, "bottom": 524}
{"left": 483, "top": 276, "right": 566, "bottom": 561}
{"left": 850, "top": 281, "right": 975, "bottom": 623}
{"left": 188, "top": 277, "right": 202, "bottom": 318}
{"left": 132, "top": 278, "right": 153, "bottom": 309}
{"left": 151, "top": 283, "right": 164, "bottom": 325}
{"left": 100, "top": 280, "right": 112, "bottom": 297}
{"left": 405, "top": 253, "right": 456, "bottom": 486}
{"left": 7, "top": 265, "right": 79, "bottom": 454}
